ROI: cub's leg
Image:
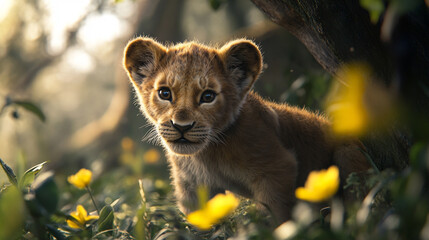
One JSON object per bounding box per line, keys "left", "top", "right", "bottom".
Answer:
{"left": 169, "top": 159, "right": 199, "bottom": 214}
{"left": 252, "top": 150, "right": 298, "bottom": 224}
{"left": 170, "top": 162, "right": 225, "bottom": 215}
{"left": 253, "top": 180, "right": 296, "bottom": 224}
{"left": 333, "top": 141, "right": 371, "bottom": 200}
{"left": 172, "top": 174, "right": 199, "bottom": 215}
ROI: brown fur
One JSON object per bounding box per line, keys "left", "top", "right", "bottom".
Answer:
{"left": 123, "top": 37, "right": 370, "bottom": 223}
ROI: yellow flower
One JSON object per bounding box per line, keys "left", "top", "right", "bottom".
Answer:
{"left": 143, "top": 149, "right": 160, "bottom": 164}
{"left": 68, "top": 168, "right": 92, "bottom": 189}
{"left": 67, "top": 205, "right": 98, "bottom": 229}
{"left": 326, "top": 64, "right": 370, "bottom": 136}
{"left": 205, "top": 193, "right": 239, "bottom": 219}
{"left": 187, "top": 210, "right": 213, "bottom": 230}
{"left": 187, "top": 192, "right": 239, "bottom": 230}
{"left": 295, "top": 166, "right": 340, "bottom": 202}
{"left": 121, "top": 137, "right": 135, "bottom": 152}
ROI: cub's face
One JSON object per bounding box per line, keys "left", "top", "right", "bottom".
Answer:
{"left": 123, "top": 37, "right": 262, "bottom": 155}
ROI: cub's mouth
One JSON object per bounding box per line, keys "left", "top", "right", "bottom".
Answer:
{"left": 157, "top": 122, "right": 210, "bottom": 155}
{"left": 172, "top": 137, "right": 196, "bottom": 144}
{"left": 165, "top": 138, "right": 206, "bottom": 155}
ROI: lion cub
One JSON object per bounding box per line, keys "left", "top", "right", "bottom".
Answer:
{"left": 123, "top": 37, "right": 369, "bottom": 223}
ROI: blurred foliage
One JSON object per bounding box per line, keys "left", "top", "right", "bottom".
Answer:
{"left": 279, "top": 72, "right": 332, "bottom": 111}
{"left": 1, "top": 143, "right": 428, "bottom": 239}
{"left": 0, "top": 96, "right": 45, "bottom": 122}
{"left": 208, "top": 0, "right": 225, "bottom": 10}
{"left": 360, "top": 0, "right": 385, "bottom": 23}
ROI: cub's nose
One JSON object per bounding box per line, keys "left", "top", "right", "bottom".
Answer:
{"left": 171, "top": 120, "right": 195, "bottom": 134}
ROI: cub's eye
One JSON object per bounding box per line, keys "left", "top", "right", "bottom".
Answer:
{"left": 158, "top": 87, "right": 172, "bottom": 101}
{"left": 200, "top": 90, "right": 216, "bottom": 104}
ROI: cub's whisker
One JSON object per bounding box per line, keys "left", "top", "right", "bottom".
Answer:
{"left": 187, "top": 134, "right": 208, "bottom": 137}
{"left": 160, "top": 129, "right": 176, "bottom": 132}
{"left": 161, "top": 133, "right": 178, "bottom": 136}
{"left": 142, "top": 127, "right": 162, "bottom": 146}
{"left": 189, "top": 130, "right": 208, "bottom": 133}
{"left": 208, "top": 128, "right": 226, "bottom": 146}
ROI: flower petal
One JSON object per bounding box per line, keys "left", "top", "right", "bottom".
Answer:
{"left": 187, "top": 210, "right": 214, "bottom": 230}
{"left": 85, "top": 215, "right": 99, "bottom": 221}
{"left": 295, "top": 166, "right": 339, "bottom": 202}
{"left": 187, "top": 192, "right": 239, "bottom": 230}
{"left": 68, "top": 205, "right": 99, "bottom": 229}
{"left": 76, "top": 204, "right": 88, "bottom": 220}
{"left": 295, "top": 187, "right": 316, "bottom": 202}
{"left": 67, "top": 219, "right": 83, "bottom": 229}
{"left": 143, "top": 149, "right": 161, "bottom": 163}
{"left": 68, "top": 169, "right": 92, "bottom": 189}
{"left": 326, "top": 64, "right": 370, "bottom": 136}
{"left": 206, "top": 193, "right": 239, "bottom": 220}
{"left": 68, "top": 175, "right": 85, "bottom": 189}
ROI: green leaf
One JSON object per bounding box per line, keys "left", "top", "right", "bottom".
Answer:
{"left": 13, "top": 100, "right": 46, "bottom": 122}
{"left": 0, "top": 186, "right": 25, "bottom": 240}
{"left": 46, "top": 224, "right": 66, "bottom": 240}
{"left": 134, "top": 206, "right": 147, "bottom": 240}
{"left": 24, "top": 193, "right": 44, "bottom": 217}
{"left": 19, "top": 161, "right": 47, "bottom": 190}
{"left": 197, "top": 185, "right": 209, "bottom": 209}
{"left": 97, "top": 205, "right": 114, "bottom": 233}
{"left": 360, "top": 0, "right": 385, "bottom": 23}
{"left": 135, "top": 179, "right": 148, "bottom": 240}
{"left": 16, "top": 150, "right": 27, "bottom": 183}
{"left": 0, "top": 158, "right": 17, "bottom": 186}
{"left": 209, "top": 0, "right": 222, "bottom": 10}
{"left": 409, "top": 142, "right": 428, "bottom": 168}
{"left": 33, "top": 172, "right": 59, "bottom": 215}
{"left": 0, "top": 96, "right": 12, "bottom": 116}
{"left": 391, "top": 0, "right": 421, "bottom": 14}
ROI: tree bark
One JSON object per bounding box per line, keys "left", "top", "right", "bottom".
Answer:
{"left": 251, "top": 0, "right": 429, "bottom": 108}
{"left": 251, "top": 0, "right": 391, "bottom": 79}
{"left": 251, "top": 0, "right": 429, "bottom": 169}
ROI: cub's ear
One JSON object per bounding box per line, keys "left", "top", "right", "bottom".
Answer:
{"left": 219, "top": 39, "right": 263, "bottom": 95}
{"left": 123, "top": 37, "right": 166, "bottom": 85}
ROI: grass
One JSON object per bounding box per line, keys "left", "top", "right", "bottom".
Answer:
{"left": 1, "top": 140, "right": 429, "bottom": 239}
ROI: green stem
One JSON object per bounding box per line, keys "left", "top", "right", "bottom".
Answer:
{"left": 86, "top": 186, "right": 100, "bottom": 214}
{"left": 359, "top": 148, "right": 380, "bottom": 174}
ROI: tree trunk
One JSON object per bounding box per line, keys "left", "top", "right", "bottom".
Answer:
{"left": 251, "top": 0, "right": 429, "bottom": 169}
{"left": 251, "top": 0, "right": 390, "bottom": 78}
{"left": 251, "top": 0, "right": 428, "bottom": 107}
